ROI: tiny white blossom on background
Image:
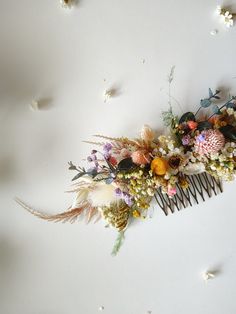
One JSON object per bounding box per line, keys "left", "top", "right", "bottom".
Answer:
{"left": 202, "top": 271, "right": 215, "bottom": 282}
{"left": 29, "top": 100, "right": 39, "bottom": 111}
{"left": 210, "top": 29, "right": 218, "bottom": 36}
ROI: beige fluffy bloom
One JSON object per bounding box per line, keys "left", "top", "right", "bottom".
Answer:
{"left": 140, "top": 125, "right": 155, "bottom": 142}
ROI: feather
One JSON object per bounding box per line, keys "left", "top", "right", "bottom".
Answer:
{"left": 15, "top": 197, "right": 90, "bottom": 223}
{"left": 89, "top": 182, "right": 117, "bottom": 207}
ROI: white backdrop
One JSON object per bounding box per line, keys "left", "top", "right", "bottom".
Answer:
{"left": 1, "top": 1, "right": 236, "bottom": 313}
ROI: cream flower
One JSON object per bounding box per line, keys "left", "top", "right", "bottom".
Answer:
{"left": 216, "top": 5, "right": 222, "bottom": 15}
{"left": 223, "top": 11, "right": 234, "bottom": 27}
{"left": 140, "top": 125, "right": 155, "bottom": 142}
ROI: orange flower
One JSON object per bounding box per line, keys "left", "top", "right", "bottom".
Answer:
{"left": 187, "top": 120, "right": 198, "bottom": 130}
{"left": 151, "top": 157, "right": 168, "bottom": 175}
{"left": 131, "top": 150, "right": 150, "bottom": 165}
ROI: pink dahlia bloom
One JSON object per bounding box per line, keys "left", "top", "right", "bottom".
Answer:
{"left": 194, "top": 129, "right": 225, "bottom": 155}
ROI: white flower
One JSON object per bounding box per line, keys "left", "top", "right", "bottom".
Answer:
{"left": 167, "top": 141, "right": 174, "bottom": 151}
{"left": 216, "top": 5, "right": 222, "bottom": 16}
{"left": 227, "top": 108, "right": 234, "bottom": 115}
{"left": 223, "top": 11, "right": 234, "bottom": 27}
{"left": 89, "top": 182, "right": 117, "bottom": 207}
{"left": 182, "top": 162, "right": 205, "bottom": 175}
{"left": 218, "top": 154, "right": 227, "bottom": 162}
{"left": 140, "top": 125, "right": 155, "bottom": 142}
{"left": 159, "top": 147, "right": 167, "bottom": 155}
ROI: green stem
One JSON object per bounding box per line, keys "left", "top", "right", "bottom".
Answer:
{"left": 207, "top": 97, "right": 234, "bottom": 120}
{"left": 195, "top": 107, "right": 201, "bottom": 117}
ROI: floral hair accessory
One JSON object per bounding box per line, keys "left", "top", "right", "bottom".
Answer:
{"left": 16, "top": 87, "right": 236, "bottom": 255}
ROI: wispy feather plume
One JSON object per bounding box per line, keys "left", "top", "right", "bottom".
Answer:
{"left": 14, "top": 197, "right": 98, "bottom": 224}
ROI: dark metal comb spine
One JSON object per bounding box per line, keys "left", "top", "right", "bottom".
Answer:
{"left": 154, "top": 172, "right": 223, "bottom": 215}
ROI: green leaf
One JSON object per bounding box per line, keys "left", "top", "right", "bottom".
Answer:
{"left": 68, "top": 161, "right": 77, "bottom": 170}
{"left": 212, "top": 104, "right": 221, "bottom": 115}
{"left": 197, "top": 121, "right": 212, "bottom": 131}
{"left": 219, "top": 125, "right": 236, "bottom": 141}
{"left": 179, "top": 112, "right": 195, "bottom": 124}
{"left": 117, "top": 158, "right": 136, "bottom": 171}
{"left": 226, "top": 102, "right": 236, "bottom": 109}
{"left": 200, "top": 99, "right": 211, "bottom": 108}
{"left": 72, "top": 172, "right": 86, "bottom": 181}
{"left": 87, "top": 168, "right": 98, "bottom": 178}
{"left": 209, "top": 88, "right": 213, "bottom": 98}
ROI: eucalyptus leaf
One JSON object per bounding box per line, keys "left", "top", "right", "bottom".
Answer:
{"left": 72, "top": 172, "right": 86, "bottom": 181}
{"left": 226, "top": 102, "right": 236, "bottom": 109}
{"left": 208, "top": 88, "right": 213, "bottom": 98}
{"left": 212, "top": 104, "right": 221, "bottom": 114}
{"left": 219, "top": 125, "right": 236, "bottom": 141}
{"left": 105, "top": 177, "right": 114, "bottom": 184}
{"left": 117, "top": 158, "right": 136, "bottom": 171}
{"left": 179, "top": 112, "right": 195, "bottom": 124}
{"left": 200, "top": 99, "right": 212, "bottom": 108}
{"left": 197, "top": 121, "right": 212, "bottom": 131}
{"left": 87, "top": 167, "right": 98, "bottom": 178}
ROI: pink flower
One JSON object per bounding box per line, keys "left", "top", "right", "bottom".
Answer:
{"left": 167, "top": 186, "right": 177, "bottom": 197}
{"left": 120, "top": 148, "right": 131, "bottom": 158}
{"left": 131, "top": 150, "right": 150, "bottom": 165}
{"left": 194, "top": 129, "right": 225, "bottom": 155}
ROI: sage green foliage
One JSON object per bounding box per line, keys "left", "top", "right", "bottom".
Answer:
{"left": 162, "top": 107, "right": 178, "bottom": 127}
{"left": 111, "top": 231, "right": 125, "bottom": 256}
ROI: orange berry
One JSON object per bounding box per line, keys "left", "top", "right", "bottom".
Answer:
{"left": 151, "top": 157, "right": 168, "bottom": 175}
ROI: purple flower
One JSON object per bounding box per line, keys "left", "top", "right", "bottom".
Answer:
{"left": 197, "top": 133, "right": 206, "bottom": 143}
{"left": 114, "top": 189, "right": 133, "bottom": 206}
{"left": 115, "top": 188, "right": 122, "bottom": 196}
{"left": 87, "top": 156, "right": 93, "bottom": 162}
{"left": 182, "top": 135, "right": 190, "bottom": 145}
{"left": 123, "top": 193, "right": 133, "bottom": 206}
{"left": 103, "top": 143, "right": 112, "bottom": 153}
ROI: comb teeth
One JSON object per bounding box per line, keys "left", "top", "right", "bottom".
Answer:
{"left": 154, "top": 172, "right": 223, "bottom": 215}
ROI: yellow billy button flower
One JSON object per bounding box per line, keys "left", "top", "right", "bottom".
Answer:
{"left": 151, "top": 157, "right": 168, "bottom": 175}
{"left": 132, "top": 209, "right": 141, "bottom": 218}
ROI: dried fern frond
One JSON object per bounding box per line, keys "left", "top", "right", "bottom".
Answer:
{"left": 94, "top": 134, "right": 149, "bottom": 150}
{"left": 83, "top": 140, "right": 105, "bottom": 146}
{"left": 15, "top": 197, "right": 99, "bottom": 224}
{"left": 93, "top": 134, "right": 122, "bottom": 142}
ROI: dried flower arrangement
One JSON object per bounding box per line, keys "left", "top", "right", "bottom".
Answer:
{"left": 16, "top": 87, "right": 236, "bottom": 255}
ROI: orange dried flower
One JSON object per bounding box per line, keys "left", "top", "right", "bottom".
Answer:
{"left": 131, "top": 150, "right": 150, "bottom": 165}
{"left": 151, "top": 157, "right": 168, "bottom": 175}
{"left": 187, "top": 120, "right": 198, "bottom": 130}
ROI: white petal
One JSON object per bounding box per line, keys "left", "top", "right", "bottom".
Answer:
{"left": 89, "top": 182, "right": 117, "bottom": 207}
{"left": 182, "top": 162, "right": 205, "bottom": 175}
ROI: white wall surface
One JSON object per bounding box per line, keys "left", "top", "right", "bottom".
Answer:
{"left": 1, "top": 1, "right": 236, "bottom": 313}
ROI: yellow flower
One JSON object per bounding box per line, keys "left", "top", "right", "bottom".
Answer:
{"left": 151, "top": 157, "right": 168, "bottom": 175}
{"left": 132, "top": 209, "right": 141, "bottom": 218}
